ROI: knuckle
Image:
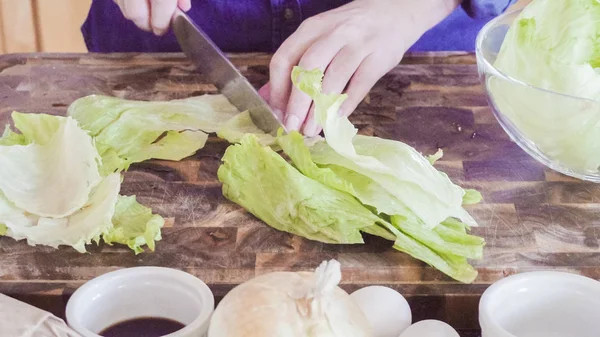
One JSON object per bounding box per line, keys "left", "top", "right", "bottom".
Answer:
{"left": 298, "top": 52, "right": 322, "bottom": 71}
{"left": 300, "top": 14, "right": 325, "bottom": 30}
{"left": 333, "top": 22, "right": 362, "bottom": 39}
{"left": 269, "top": 53, "right": 290, "bottom": 73}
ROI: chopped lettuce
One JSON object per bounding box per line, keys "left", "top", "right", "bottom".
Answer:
{"left": 217, "top": 110, "right": 277, "bottom": 147}
{"left": 0, "top": 113, "right": 164, "bottom": 253}
{"left": 218, "top": 134, "right": 387, "bottom": 244}
{"left": 275, "top": 131, "right": 483, "bottom": 282}
{"left": 292, "top": 67, "right": 474, "bottom": 229}
{"left": 68, "top": 94, "right": 240, "bottom": 175}
{"left": 462, "top": 189, "right": 483, "bottom": 205}
{"left": 103, "top": 195, "right": 164, "bottom": 254}
{"left": 0, "top": 113, "right": 102, "bottom": 218}
{"left": 0, "top": 173, "right": 120, "bottom": 253}
{"left": 218, "top": 67, "right": 484, "bottom": 282}
{"left": 491, "top": 0, "right": 600, "bottom": 173}
{"left": 0, "top": 125, "right": 27, "bottom": 146}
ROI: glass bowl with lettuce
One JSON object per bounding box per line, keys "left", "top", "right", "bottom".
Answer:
{"left": 476, "top": 0, "right": 600, "bottom": 182}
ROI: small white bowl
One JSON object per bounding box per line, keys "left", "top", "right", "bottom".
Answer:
{"left": 66, "top": 267, "right": 214, "bottom": 337}
{"left": 479, "top": 271, "right": 600, "bottom": 337}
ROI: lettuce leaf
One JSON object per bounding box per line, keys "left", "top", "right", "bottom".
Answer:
{"left": 0, "top": 173, "right": 121, "bottom": 253}
{"left": 492, "top": 0, "right": 600, "bottom": 173}
{"left": 218, "top": 134, "right": 387, "bottom": 244}
{"left": 276, "top": 131, "right": 483, "bottom": 283}
{"left": 0, "top": 125, "right": 27, "bottom": 146}
{"left": 103, "top": 195, "right": 164, "bottom": 254}
{"left": 0, "top": 113, "right": 101, "bottom": 218}
{"left": 292, "top": 67, "right": 474, "bottom": 229}
{"left": 217, "top": 110, "right": 277, "bottom": 147}
{"left": 68, "top": 94, "right": 240, "bottom": 175}
{"left": 0, "top": 112, "right": 165, "bottom": 254}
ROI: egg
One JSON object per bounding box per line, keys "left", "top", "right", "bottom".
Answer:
{"left": 399, "top": 320, "right": 459, "bottom": 337}
{"left": 350, "top": 286, "right": 412, "bottom": 337}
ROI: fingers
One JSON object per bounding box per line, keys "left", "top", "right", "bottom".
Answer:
{"left": 258, "top": 82, "right": 284, "bottom": 121}
{"left": 150, "top": 0, "right": 178, "bottom": 35}
{"left": 177, "top": 0, "right": 191, "bottom": 11}
{"left": 116, "top": 0, "right": 151, "bottom": 32}
{"left": 322, "top": 45, "right": 368, "bottom": 97}
{"left": 258, "top": 82, "right": 270, "bottom": 102}
{"left": 340, "top": 53, "right": 396, "bottom": 117}
{"left": 268, "top": 16, "right": 327, "bottom": 116}
{"left": 302, "top": 105, "right": 321, "bottom": 137}
{"left": 302, "top": 45, "right": 369, "bottom": 136}
{"left": 283, "top": 32, "right": 346, "bottom": 131}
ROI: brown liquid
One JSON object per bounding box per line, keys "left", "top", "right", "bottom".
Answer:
{"left": 100, "top": 317, "right": 186, "bottom": 337}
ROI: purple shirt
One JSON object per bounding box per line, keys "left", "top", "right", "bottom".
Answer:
{"left": 82, "top": 0, "right": 516, "bottom": 53}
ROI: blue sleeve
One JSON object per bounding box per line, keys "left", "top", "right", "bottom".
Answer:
{"left": 462, "top": 0, "right": 518, "bottom": 19}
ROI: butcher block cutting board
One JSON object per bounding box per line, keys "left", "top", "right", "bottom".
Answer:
{"left": 1, "top": 52, "right": 599, "bottom": 336}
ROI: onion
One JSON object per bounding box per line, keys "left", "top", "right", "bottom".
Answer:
{"left": 208, "top": 260, "right": 372, "bottom": 337}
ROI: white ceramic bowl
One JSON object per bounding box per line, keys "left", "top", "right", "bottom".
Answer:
{"left": 479, "top": 271, "right": 600, "bottom": 337}
{"left": 66, "top": 267, "right": 214, "bottom": 337}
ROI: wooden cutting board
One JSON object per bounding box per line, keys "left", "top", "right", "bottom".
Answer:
{"left": 1, "top": 52, "right": 599, "bottom": 336}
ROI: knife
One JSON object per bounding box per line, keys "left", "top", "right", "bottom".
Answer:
{"left": 171, "top": 9, "right": 285, "bottom": 135}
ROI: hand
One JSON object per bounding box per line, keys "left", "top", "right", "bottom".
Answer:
{"left": 114, "top": 0, "right": 192, "bottom": 36}
{"left": 263, "top": 0, "right": 459, "bottom": 137}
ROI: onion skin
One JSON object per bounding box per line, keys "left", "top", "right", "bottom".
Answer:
{"left": 208, "top": 271, "right": 373, "bottom": 337}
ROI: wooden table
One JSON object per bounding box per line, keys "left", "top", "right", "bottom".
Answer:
{"left": 1, "top": 52, "right": 599, "bottom": 336}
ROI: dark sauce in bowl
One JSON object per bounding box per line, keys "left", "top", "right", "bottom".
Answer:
{"left": 100, "top": 317, "right": 186, "bottom": 337}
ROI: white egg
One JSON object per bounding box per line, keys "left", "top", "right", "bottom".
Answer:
{"left": 399, "top": 320, "right": 460, "bottom": 337}
{"left": 350, "top": 286, "right": 412, "bottom": 337}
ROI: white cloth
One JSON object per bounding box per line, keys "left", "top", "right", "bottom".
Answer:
{"left": 0, "top": 294, "right": 81, "bottom": 337}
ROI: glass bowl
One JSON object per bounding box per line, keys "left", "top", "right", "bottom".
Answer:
{"left": 476, "top": 10, "right": 600, "bottom": 182}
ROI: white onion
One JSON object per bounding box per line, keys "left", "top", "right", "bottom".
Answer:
{"left": 208, "top": 260, "right": 372, "bottom": 337}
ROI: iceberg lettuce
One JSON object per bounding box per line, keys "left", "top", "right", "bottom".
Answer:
{"left": 491, "top": 0, "right": 600, "bottom": 173}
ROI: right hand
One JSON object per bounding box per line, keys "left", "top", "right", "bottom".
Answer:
{"left": 114, "top": 0, "right": 192, "bottom": 36}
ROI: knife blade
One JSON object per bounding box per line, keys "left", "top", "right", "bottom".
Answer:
{"left": 172, "top": 9, "right": 285, "bottom": 135}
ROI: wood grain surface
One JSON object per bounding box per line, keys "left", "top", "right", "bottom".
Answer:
{"left": 0, "top": 52, "right": 598, "bottom": 336}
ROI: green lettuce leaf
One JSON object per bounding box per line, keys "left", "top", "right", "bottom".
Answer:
{"left": 427, "top": 149, "right": 443, "bottom": 165}
{"left": 218, "top": 134, "right": 386, "bottom": 244}
{"left": 103, "top": 195, "right": 164, "bottom": 254}
{"left": 68, "top": 94, "right": 240, "bottom": 175}
{"left": 217, "top": 110, "right": 277, "bottom": 147}
{"left": 0, "top": 113, "right": 101, "bottom": 218}
{"left": 462, "top": 189, "right": 483, "bottom": 205}
{"left": 0, "top": 125, "right": 27, "bottom": 146}
{"left": 0, "top": 173, "right": 121, "bottom": 253}
{"left": 276, "top": 131, "right": 483, "bottom": 282}
{"left": 292, "top": 67, "right": 474, "bottom": 229}
{"left": 285, "top": 67, "right": 483, "bottom": 282}
{"left": 491, "top": 0, "right": 600, "bottom": 173}
{"left": 276, "top": 131, "right": 356, "bottom": 195}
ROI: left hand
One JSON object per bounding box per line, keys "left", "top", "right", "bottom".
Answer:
{"left": 261, "top": 0, "right": 459, "bottom": 136}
